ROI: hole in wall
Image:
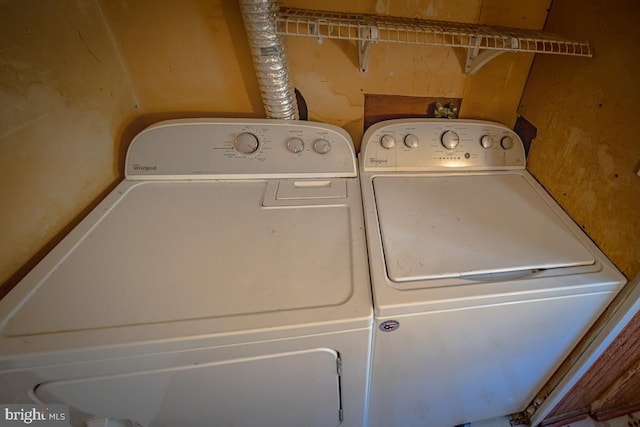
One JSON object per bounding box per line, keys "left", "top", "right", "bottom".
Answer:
{"left": 514, "top": 115, "right": 538, "bottom": 157}
{"left": 295, "top": 88, "right": 308, "bottom": 120}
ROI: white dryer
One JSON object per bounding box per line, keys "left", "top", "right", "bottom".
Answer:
{"left": 359, "top": 119, "right": 626, "bottom": 427}
{"left": 0, "top": 119, "right": 373, "bottom": 427}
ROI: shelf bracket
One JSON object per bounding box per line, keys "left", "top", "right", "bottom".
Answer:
{"left": 358, "top": 25, "right": 378, "bottom": 73}
{"left": 309, "top": 19, "right": 332, "bottom": 45}
{"left": 465, "top": 35, "right": 519, "bottom": 75}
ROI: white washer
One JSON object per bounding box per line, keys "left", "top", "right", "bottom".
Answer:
{"left": 0, "top": 119, "right": 373, "bottom": 427}
{"left": 359, "top": 119, "right": 626, "bottom": 427}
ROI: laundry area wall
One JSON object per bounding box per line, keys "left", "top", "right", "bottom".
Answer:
{"left": 0, "top": 0, "right": 638, "bottom": 422}
{"left": 518, "top": 0, "right": 640, "bottom": 423}
{"left": 0, "top": 0, "right": 550, "bottom": 295}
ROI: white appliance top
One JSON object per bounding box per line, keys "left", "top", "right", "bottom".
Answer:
{"left": 0, "top": 119, "right": 371, "bottom": 355}
{"left": 359, "top": 119, "right": 624, "bottom": 313}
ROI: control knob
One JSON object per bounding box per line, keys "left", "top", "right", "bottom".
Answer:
{"left": 380, "top": 134, "right": 396, "bottom": 149}
{"left": 480, "top": 135, "right": 494, "bottom": 148}
{"left": 441, "top": 130, "right": 460, "bottom": 149}
{"left": 501, "top": 136, "right": 514, "bottom": 150}
{"left": 404, "top": 134, "right": 419, "bottom": 149}
{"left": 234, "top": 132, "right": 260, "bottom": 154}
{"left": 287, "top": 137, "right": 304, "bottom": 153}
{"left": 313, "top": 139, "right": 331, "bottom": 154}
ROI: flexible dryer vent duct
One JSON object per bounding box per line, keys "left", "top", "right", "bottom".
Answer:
{"left": 240, "top": 0, "right": 299, "bottom": 120}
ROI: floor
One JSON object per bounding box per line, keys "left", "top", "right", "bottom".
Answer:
{"left": 560, "top": 411, "right": 640, "bottom": 427}
{"left": 465, "top": 411, "right": 640, "bottom": 427}
{"left": 468, "top": 416, "right": 512, "bottom": 427}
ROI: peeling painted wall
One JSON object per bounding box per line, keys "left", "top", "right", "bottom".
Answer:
{"left": 281, "top": 0, "right": 551, "bottom": 145}
{"left": 1, "top": 0, "right": 550, "bottom": 295}
{"left": 98, "top": 0, "right": 263, "bottom": 116}
{"left": 0, "top": 0, "right": 139, "bottom": 291}
{"left": 519, "top": 0, "right": 640, "bottom": 421}
{"left": 519, "top": 1, "right": 640, "bottom": 280}
{"left": 99, "top": 0, "right": 551, "bottom": 143}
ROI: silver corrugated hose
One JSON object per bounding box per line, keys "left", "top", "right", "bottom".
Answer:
{"left": 240, "top": 0, "right": 299, "bottom": 120}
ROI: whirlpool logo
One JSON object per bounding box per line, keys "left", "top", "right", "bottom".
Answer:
{"left": 369, "top": 158, "right": 388, "bottom": 164}
{"left": 1, "top": 405, "right": 68, "bottom": 425}
{"left": 131, "top": 163, "right": 158, "bottom": 172}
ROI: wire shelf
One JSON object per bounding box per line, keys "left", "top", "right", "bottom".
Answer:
{"left": 275, "top": 8, "right": 592, "bottom": 73}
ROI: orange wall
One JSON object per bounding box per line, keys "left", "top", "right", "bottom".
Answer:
{"left": 100, "top": 0, "right": 550, "bottom": 142}
{"left": 519, "top": 0, "right": 640, "bottom": 279}
{"left": 1, "top": 0, "right": 550, "bottom": 293}
{"left": 0, "top": 1, "right": 138, "bottom": 292}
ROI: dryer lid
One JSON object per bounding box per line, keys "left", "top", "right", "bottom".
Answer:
{"left": 372, "top": 174, "right": 596, "bottom": 282}
{"left": 3, "top": 180, "right": 359, "bottom": 336}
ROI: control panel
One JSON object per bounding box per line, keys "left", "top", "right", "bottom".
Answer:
{"left": 126, "top": 118, "right": 357, "bottom": 179}
{"left": 360, "top": 119, "right": 526, "bottom": 172}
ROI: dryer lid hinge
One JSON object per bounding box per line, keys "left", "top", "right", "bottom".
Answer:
{"left": 337, "top": 355, "right": 344, "bottom": 423}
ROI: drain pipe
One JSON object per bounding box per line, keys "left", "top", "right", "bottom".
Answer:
{"left": 240, "top": 0, "right": 299, "bottom": 120}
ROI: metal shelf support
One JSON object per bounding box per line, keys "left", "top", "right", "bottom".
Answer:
{"left": 358, "top": 26, "right": 378, "bottom": 72}
{"left": 276, "top": 8, "right": 592, "bottom": 74}
{"left": 465, "top": 35, "right": 516, "bottom": 75}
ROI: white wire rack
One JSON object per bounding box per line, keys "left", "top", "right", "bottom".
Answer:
{"left": 275, "top": 7, "right": 592, "bottom": 74}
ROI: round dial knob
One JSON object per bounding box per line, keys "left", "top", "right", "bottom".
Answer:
{"left": 287, "top": 137, "right": 304, "bottom": 153}
{"left": 404, "top": 134, "right": 419, "bottom": 149}
{"left": 441, "top": 130, "right": 460, "bottom": 149}
{"left": 313, "top": 139, "right": 331, "bottom": 154}
{"left": 234, "top": 132, "right": 259, "bottom": 154}
{"left": 480, "top": 135, "right": 494, "bottom": 148}
{"left": 380, "top": 134, "right": 396, "bottom": 149}
{"left": 501, "top": 136, "right": 514, "bottom": 150}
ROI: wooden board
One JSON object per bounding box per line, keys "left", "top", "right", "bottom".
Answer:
{"left": 363, "top": 94, "right": 462, "bottom": 130}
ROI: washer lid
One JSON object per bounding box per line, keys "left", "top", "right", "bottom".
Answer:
{"left": 373, "top": 174, "right": 596, "bottom": 282}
